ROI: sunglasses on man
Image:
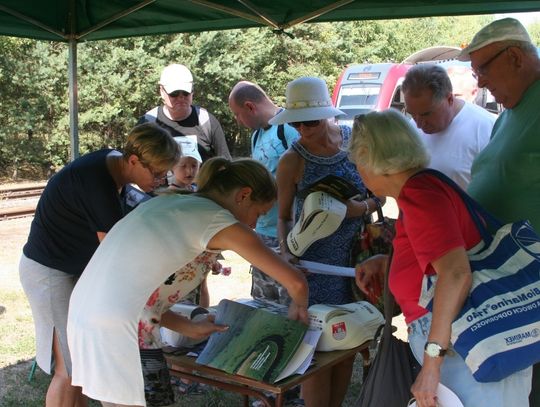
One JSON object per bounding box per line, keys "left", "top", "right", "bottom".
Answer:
{"left": 288, "top": 120, "right": 321, "bottom": 129}
{"left": 167, "top": 89, "right": 191, "bottom": 98}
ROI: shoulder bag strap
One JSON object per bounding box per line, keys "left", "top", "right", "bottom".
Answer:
{"left": 252, "top": 129, "right": 261, "bottom": 150}
{"left": 381, "top": 248, "right": 395, "bottom": 340}
{"left": 253, "top": 125, "right": 287, "bottom": 151}
{"left": 413, "top": 169, "right": 502, "bottom": 244}
{"left": 366, "top": 189, "right": 384, "bottom": 223}
{"left": 277, "top": 124, "right": 287, "bottom": 150}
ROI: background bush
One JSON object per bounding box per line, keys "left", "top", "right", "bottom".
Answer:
{"left": 1, "top": 16, "right": 521, "bottom": 179}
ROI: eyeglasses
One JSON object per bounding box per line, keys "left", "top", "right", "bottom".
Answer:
{"left": 472, "top": 46, "right": 510, "bottom": 78}
{"left": 139, "top": 160, "right": 168, "bottom": 182}
{"left": 288, "top": 120, "right": 321, "bottom": 129}
{"left": 167, "top": 90, "right": 191, "bottom": 98}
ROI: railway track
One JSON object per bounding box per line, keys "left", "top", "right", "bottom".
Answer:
{"left": 0, "top": 182, "right": 46, "bottom": 220}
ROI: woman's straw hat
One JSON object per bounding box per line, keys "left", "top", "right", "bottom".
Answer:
{"left": 269, "top": 77, "right": 344, "bottom": 125}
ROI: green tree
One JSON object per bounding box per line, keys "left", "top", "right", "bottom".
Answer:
{"left": 0, "top": 38, "right": 68, "bottom": 178}
{"left": 528, "top": 21, "right": 540, "bottom": 46}
{"left": 0, "top": 15, "right": 493, "bottom": 179}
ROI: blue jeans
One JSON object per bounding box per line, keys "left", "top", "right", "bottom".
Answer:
{"left": 408, "top": 313, "right": 532, "bottom": 407}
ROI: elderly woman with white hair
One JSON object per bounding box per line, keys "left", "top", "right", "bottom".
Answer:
{"left": 350, "top": 109, "right": 532, "bottom": 407}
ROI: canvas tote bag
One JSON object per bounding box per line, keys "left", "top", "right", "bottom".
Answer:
{"left": 417, "top": 169, "right": 540, "bottom": 382}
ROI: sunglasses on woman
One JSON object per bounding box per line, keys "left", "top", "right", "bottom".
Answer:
{"left": 288, "top": 120, "right": 321, "bottom": 129}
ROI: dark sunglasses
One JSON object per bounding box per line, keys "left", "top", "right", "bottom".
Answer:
{"left": 288, "top": 120, "right": 321, "bottom": 129}
{"left": 167, "top": 90, "right": 191, "bottom": 98}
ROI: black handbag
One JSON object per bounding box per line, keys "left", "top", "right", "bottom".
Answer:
{"left": 356, "top": 250, "right": 421, "bottom": 407}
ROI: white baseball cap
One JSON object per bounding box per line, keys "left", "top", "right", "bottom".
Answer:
{"left": 287, "top": 191, "right": 346, "bottom": 256}
{"left": 159, "top": 64, "right": 193, "bottom": 94}
{"left": 458, "top": 18, "right": 532, "bottom": 61}
{"left": 174, "top": 135, "right": 202, "bottom": 163}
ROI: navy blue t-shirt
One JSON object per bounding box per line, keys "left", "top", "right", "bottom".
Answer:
{"left": 23, "top": 149, "right": 123, "bottom": 276}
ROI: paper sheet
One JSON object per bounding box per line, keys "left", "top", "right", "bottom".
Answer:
{"left": 298, "top": 260, "right": 355, "bottom": 278}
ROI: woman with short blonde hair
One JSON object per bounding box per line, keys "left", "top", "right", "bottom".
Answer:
{"left": 19, "top": 122, "right": 179, "bottom": 407}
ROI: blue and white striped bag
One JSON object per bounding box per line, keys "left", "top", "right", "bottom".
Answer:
{"left": 418, "top": 170, "right": 540, "bottom": 383}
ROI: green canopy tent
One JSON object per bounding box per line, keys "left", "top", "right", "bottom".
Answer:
{"left": 1, "top": 0, "right": 540, "bottom": 158}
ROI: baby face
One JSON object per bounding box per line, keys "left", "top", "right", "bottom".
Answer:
{"left": 172, "top": 156, "right": 200, "bottom": 187}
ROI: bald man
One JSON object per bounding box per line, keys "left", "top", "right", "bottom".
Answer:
{"left": 229, "top": 81, "right": 299, "bottom": 305}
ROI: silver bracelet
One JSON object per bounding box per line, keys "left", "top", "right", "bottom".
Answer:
{"left": 361, "top": 199, "right": 370, "bottom": 214}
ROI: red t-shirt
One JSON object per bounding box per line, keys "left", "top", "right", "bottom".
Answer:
{"left": 390, "top": 173, "right": 482, "bottom": 324}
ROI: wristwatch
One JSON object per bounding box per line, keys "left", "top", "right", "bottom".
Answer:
{"left": 424, "top": 342, "right": 447, "bottom": 358}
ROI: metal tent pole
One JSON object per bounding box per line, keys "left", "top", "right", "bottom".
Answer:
{"left": 68, "top": 37, "right": 79, "bottom": 161}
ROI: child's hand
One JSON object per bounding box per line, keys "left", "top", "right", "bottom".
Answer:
{"left": 186, "top": 314, "right": 228, "bottom": 340}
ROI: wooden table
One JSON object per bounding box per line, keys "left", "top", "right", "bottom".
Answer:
{"left": 165, "top": 343, "right": 371, "bottom": 407}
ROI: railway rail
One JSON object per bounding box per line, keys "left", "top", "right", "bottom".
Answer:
{"left": 0, "top": 182, "right": 46, "bottom": 220}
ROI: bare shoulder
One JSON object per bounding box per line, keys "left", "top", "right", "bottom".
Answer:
{"left": 278, "top": 147, "right": 303, "bottom": 181}
{"left": 280, "top": 147, "right": 302, "bottom": 168}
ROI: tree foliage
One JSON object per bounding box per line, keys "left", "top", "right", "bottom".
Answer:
{"left": 528, "top": 21, "right": 540, "bottom": 45}
{"left": 0, "top": 16, "right": 490, "bottom": 179}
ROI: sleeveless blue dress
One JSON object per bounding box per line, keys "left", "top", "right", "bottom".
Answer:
{"left": 292, "top": 125, "right": 365, "bottom": 306}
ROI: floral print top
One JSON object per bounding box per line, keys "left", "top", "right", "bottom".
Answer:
{"left": 138, "top": 251, "right": 222, "bottom": 349}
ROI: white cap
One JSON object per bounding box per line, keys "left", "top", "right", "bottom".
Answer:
{"left": 159, "top": 64, "right": 193, "bottom": 93}
{"left": 458, "top": 18, "right": 532, "bottom": 61}
{"left": 287, "top": 191, "right": 346, "bottom": 256}
{"left": 175, "top": 135, "right": 202, "bottom": 163}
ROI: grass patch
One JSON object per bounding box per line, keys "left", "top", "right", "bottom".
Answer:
{"left": 0, "top": 253, "right": 367, "bottom": 406}
{"left": 2, "top": 362, "right": 53, "bottom": 407}
{"left": 0, "top": 361, "right": 103, "bottom": 407}
{"left": 0, "top": 289, "right": 35, "bottom": 367}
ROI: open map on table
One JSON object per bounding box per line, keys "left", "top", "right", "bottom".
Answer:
{"left": 196, "top": 299, "right": 321, "bottom": 383}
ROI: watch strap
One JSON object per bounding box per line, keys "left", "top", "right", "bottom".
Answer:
{"left": 424, "top": 341, "right": 447, "bottom": 357}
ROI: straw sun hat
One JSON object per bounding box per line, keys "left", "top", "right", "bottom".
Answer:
{"left": 269, "top": 77, "right": 344, "bottom": 125}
